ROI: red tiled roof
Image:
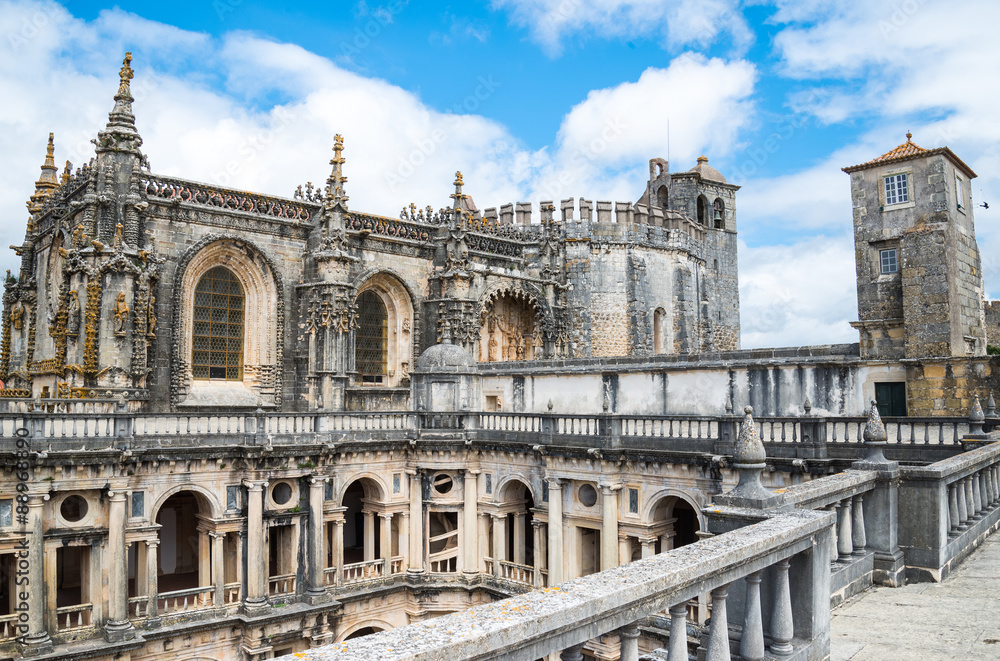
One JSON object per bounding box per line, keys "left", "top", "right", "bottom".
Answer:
{"left": 842, "top": 132, "right": 977, "bottom": 178}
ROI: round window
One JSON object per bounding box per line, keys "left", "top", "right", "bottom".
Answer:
{"left": 60, "top": 495, "right": 88, "bottom": 522}
{"left": 433, "top": 474, "right": 453, "bottom": 495}
{"left": 578, "top": 484, "right": 598, "bottom": 508}
{"left": 272, "top": 482, "right": 293, "bottom": 506}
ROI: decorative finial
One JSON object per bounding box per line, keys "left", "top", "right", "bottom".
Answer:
{"left": 727, "top": 406, "right": 771, "bottom": 500}
{"left": 803, "top": 397, "right": 812, "bottom": 415}
{"left": 856, "top": 400, "right": 889, "bottom": 465}
{"left": 117, "top": 52, "right": 134, "bottom": 101}
{"left": 61, "top": 160, "right": 72, "bottom": 186}
{"left": 905, "top": 131, "right": 912, "bottom": 142}
{"left": 450, "top": 171, "right": 467, "bottom": 211}
{"left": 987, "top": 391, "right": 998, "bottom": 422}
{"left": 325, "top": 133, "right": 348, "bottom": 209}
{"left": 27, "top": 133, "right": 60, "bottom": 213}
{"left": 969, "top": 394, "right": 985, "bottom": 436}
{"left": 697, "top": 155, "right": 708, "bottom": 164}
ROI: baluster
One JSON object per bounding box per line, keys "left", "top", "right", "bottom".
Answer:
{"left": 979, "top": 471, "right": 989, "bottom": 513}
{"left": 908, "top": 422, "right": 915, "bottom": 444}
{"left": 668, "top": 603, "right": 688, "bottom": 661}
{"left": 957, "top": 478, "right": 969, "bottom": 529}
{"left": 741, "top": 570, "right": 765, "bottom": 661}
{"left": 971, "top": 475, "right": 982, "bottom": 520}
{"left": 770, "top": 559, "right": 794, "bottom": 656}
{"left": 837, "top": 498, "right": 853, "bottom": 561}
{"left": 948, "top": 484, "right": 960, "bottom": 535}
{"left": 706, "top": 584, "right": 731, "bottom": 661}
{"left": 831, "top": 422, "right": 838, "bottom": 442}
{"left": 852, "top": 494, "right": 866, "bottom": 554}
{"left": 922, "top": 421, "right": 929, "bottom": 445}
{"left": 938, "top": 422, "right": 944, "bottom": 445}
{"left": 828, "top": 504, "right": 839, "bottom": 566}
{"left": 991, "top": 466, "right": 999, "bottom": 506}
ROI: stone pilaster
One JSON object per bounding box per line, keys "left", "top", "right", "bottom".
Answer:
{"left": 104, "top": 487, "right": 134, "bottom": 642}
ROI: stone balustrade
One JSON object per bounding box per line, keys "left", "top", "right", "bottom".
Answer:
{"left": 275, "top": 508, "right": 833, "bottom": 661}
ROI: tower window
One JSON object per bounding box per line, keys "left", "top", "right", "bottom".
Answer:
{"left": 356, "top": 290, "right": 387, "bottom": 384}
{"left": 713, "top": 198, "right": 725, "bottom": 228}
{"left": 956, "top": 176, "right": 965, "bottom": 210}
{"left": 192, "top": 266, "right": 244, "bottom": 380}
{"left": 884, "top": 173, "right": 909, "bottom": 206}
{"left": 880, "top": 249, "right": 898, "bottom": 274}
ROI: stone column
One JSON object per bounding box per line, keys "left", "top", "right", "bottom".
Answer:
{"left": 619, "top": 534, "right": 630, "bottom": 565}
{"left": 145, "top": 540, "right": 159, "bottom": 625}
{"left": 306, "top": 477, "right": 329, "bottom": 603}
{"left": 619, "top": 624, "right": 640, "bottom": 661}
{"left": 105, "top": 488, "right": 134, "bottom": 642}
{"left": 513, "top": 513, "right": 526, "bottom": 565}
{"left": 244, "top": 481, "right": 268, "bottom": 613}
{"left": 210, "top": 532, "right": 225, "bottom": 606}
{"left": 478, "top": 513, "right": 490, "bottom": 574}
{"left": 600, "top": 485, "right": 618, "bottom": 571}
{"left": 640, "top": 538, "right": 655, "bottom": 559}
{"left": 660, "top": 531, "right": 675, "bottom": 553}
{"left": 492, "top": 514, "right": 505, "bottom": 576}
{"left": 547, "top": 479, "right": 563, "bottom": 584}
{"left": 532, "top": 520, "right": 544, "bottom": 587}
{"left": 397, "top": 513, "right": 409, "bottom": 572}
{"left": 334, "top": 520, "right": 345, "bottom": 584}
{"left": 463, "top": 471, "right": 479, "bottom": 576}
{"left": 407, "top": 471, "right": 424, "bottom": 574}
{"left": 21, "top": 493, "right": 52, "bottom": 656}
{"left": 560, "top": 643, "right": 585, "bottom": 661}
{"left": 379, "top": 513, "right": 393, "bottom": 568}
{"left": 363, "top": 511, "right": 376, "bottom": 562}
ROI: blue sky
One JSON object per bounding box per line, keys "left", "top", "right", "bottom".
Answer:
{"left": 1, "top": 0, "right": 998, "bottom": 348}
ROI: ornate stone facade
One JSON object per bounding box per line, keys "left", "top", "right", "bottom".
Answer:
{"left": 1, "top": 55, "right": 740, "bottom": 414}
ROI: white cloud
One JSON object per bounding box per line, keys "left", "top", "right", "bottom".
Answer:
{"left": 739, "top": 236, "right": 858, "bottom": 348}
{"left": 531, "top": 54, "right": 757, "bottom": 202}
{"left": 492, "top": 0, "right": 752, "bottom": 56}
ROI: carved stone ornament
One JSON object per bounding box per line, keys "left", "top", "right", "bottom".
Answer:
{"left": 113, "top": 291, "right": 129, "bottom": 336}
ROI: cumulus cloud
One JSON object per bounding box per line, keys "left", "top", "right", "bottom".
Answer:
{"left": 492, "top": 0, "right": 752, "bottom": 56}
{"left": 739, "top": 236, "right": 858, "bottom": 348}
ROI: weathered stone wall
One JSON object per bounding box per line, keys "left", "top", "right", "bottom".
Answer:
{"left": 985, "top": 300, "right": 1000, "bottom": 348}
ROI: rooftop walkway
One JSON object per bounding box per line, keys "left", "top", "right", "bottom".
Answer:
{"left": 831, "top": 534, "right": 1000, "bottom": 660}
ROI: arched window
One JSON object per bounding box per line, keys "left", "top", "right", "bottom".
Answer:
{"left": 713, "top": 197, "right": 725, "bottom": 229}
{"left": 653, "top": 308, "right": 666, "bottom": 354}
{"left": 697, "top": 195, "right": 708, "bottom": 224}
{"left": 356, "top": 291, "right": 387, "bottom": 384}
{"left": 192, "top": 266, "right": 244, "bottom": 380}
{"left": 656, "top": 185, "right": 669, "bottom": 208}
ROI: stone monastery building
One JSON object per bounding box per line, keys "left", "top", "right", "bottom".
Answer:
{"left": 0, "top": 53, "right": 998, "bottom": 661}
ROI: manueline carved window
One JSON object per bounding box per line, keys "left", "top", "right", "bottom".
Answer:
{"left": 356, "top": 290, "right": 387, "bottom": 383}
{"left": 192, "top": 266, "right": 244, "bottom": 380}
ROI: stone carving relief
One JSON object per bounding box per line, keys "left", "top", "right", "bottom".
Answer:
{"left": 67, "top": 291, "right": 81, "bottom": 337}
{"left": 113, "top": 291, "right": 129, "bottom": 336}
{"left": 479, "top": 293, "right": 539, "bottom": 362}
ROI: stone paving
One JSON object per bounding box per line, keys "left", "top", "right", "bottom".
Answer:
{"left": 831, "top": 535, "right": 1000, "bottom": 660}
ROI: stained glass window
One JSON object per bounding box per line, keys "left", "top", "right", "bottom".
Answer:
{"left": 192, "top": 266, "right": 244, "bottom": 380}
{"left": 356, "top": 291, "right": 387, "bottom": 383}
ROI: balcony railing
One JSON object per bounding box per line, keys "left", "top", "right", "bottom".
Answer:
{"left": 55, "top": 603, "right": 92, "bottom": 631}
{"left": 159, "top": 586, "right": 214, "bottom": 614}
{"left": 342, "top": 559, "right": 384, "bottom": 584}
{"left": 268, "top": 573, "right": 296, "bottom": 597}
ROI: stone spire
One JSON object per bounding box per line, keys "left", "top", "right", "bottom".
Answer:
{"left": 94, "top": 52, "right": 143, "bottom": 155}
{"left": 451, "top": 171, "right": 465, "bottom": 210}
{"left": 27, "top": 133, "right": 60, "bottom": 214}
{"left": 969, "top": 394, "right": 986, "bottom": 437}
{"left": 324, "top": 134, "right": 349, "bottom": 210}
{"left": 728, "top": 406, "right": 771, "bottom": 500}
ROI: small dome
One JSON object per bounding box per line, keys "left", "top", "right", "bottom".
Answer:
{"left": 689, "top": 155, "right": 727, "bottom": 184}
{"left": 416, "top": 342, "right": 476, "bottom": 370}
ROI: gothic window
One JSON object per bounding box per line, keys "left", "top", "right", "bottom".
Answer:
{"left": 356, "top": 290, "right": 387, "bottom": 383}
{"left": 192, "top": 266, "right": 244, "bottom": 380}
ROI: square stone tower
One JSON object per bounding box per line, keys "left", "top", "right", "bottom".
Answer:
{"left": 845, "top": 134, "right": 983, "bottom": 360}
